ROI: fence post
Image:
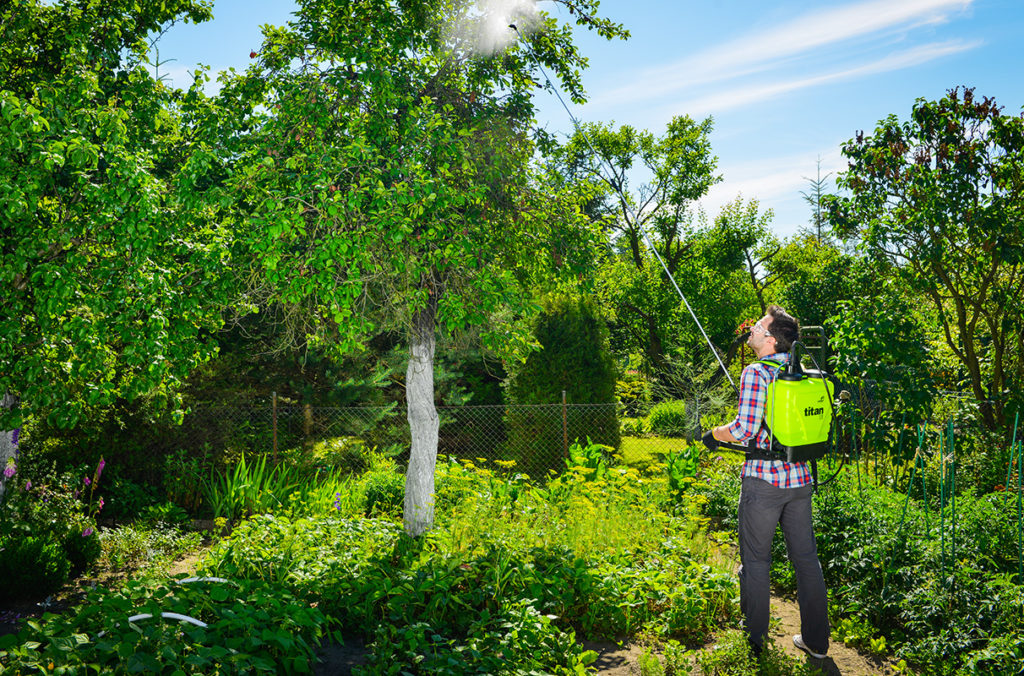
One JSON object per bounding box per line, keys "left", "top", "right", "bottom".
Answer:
{"left": 562, "top": 390, "right": 568, "bottom": 458}
{"left": 272, "top": 391, "right": 278, "bottom": 464}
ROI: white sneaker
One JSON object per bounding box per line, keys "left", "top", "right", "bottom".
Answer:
{"left": 793, "top": 634, "right": 827, "bottom": 659}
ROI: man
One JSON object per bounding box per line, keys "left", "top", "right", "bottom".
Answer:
{"left": 709, "top": 305, "right": 829, "bottom": 659}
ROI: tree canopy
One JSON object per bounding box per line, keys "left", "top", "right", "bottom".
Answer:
{"left": 0, "top": 0, "right": 233, "bottom": 429}
{"left": 826, "top": 87, "right": 1024, "bottom": 428}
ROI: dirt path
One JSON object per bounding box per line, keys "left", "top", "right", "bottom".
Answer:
{"left": 768, "top": 591, "right": 902, "bottom": 675}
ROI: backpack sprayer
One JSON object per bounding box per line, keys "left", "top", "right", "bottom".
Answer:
{"left": 507, "top": 24, "right": 847, "bottom": 474}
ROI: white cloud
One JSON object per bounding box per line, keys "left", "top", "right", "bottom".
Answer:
{"left": 695, "top": 148, "right": 848, "bottom": 227}
{"left": 671, "top": 39, "right": 980, "bottom": 116}
{"left": 592, "top": 0, "right": 974, "bottom": 108}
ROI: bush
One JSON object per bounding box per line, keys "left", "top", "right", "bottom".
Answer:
{"left": 0, "top": 535, "right": 71, "bottom": 600}
{"left": 306, "top": 436, "right": 371, "bottom": 474}
{"left": 62, "top": 518, "right": 102, "bottom": 574}
{"left": 0, "top": 578, "right": 328, "bottom": 674}
{"left": 504, "top": 294, "right": 620, "bottom": 476}
{"left": 649, "top": 400, "right": 689, "bottom": 437}
{"left": 361, "top": 469, "right": 405, "bottom": 518}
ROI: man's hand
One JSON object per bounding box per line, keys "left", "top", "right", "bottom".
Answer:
{"left": 702, "top": 429, "right": 719, "bottom": 452}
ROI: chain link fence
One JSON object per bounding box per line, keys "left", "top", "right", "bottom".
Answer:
{"left": 154, "top": 399, "right": 705, "bottom": 478}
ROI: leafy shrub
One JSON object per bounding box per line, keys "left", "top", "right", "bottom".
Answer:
{"left": 203, "top": 454, "right": 301, "bottom": 523}
{"left": 0, "top": 577, "right": 328, "bottom": 674}
{"left": 62, "top": 517, "right": 103, "bottom": 574}
{"left": 361, "top": 602, "right": 596, "bottom": 675}
{"left": 137, "top": 501, "right": 192, "bottom": 529}
{"left": 620, "top": 416, "right": 647, "bottom": 437}
{"left": 649, "top": 400, "right": 689, "bottom": 437}
{"left": 307, "top": 436, "right": 370, "bottom": 474}
{"left": 0, "top": 535, "right": 70, "bottom": 600}
{"left": 565, "top": 438, "right": 610, "bottom": 481}
{"left": 361, "top": 468, "right": 405, "bottom": 518}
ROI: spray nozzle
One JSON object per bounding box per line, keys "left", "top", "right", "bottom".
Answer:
{"left": 509, "top": 23, "right": 519, "bottom": 32}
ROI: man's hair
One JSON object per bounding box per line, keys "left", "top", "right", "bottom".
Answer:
{"left": 766, "top": 304, "right": 799, "bottom": 353}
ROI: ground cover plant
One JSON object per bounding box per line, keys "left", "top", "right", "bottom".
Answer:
{"left": 697, "top": 446, "right": 1024, "bottom": 675}
{"left": 195, "top": 449, "right": 741, "bottom": 673}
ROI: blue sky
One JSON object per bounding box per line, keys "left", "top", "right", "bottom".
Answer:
{"left": 157, "top": 0, "right": 1024, "bottom": 238}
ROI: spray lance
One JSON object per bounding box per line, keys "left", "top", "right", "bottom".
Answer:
{"left": 507, "top": 23, "right": 852, "bottom": 480}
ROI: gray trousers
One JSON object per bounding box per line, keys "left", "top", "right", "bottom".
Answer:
{"left": 738, "top": 476, "right": 830, "bottom": 654}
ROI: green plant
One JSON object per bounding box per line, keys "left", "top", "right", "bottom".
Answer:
{"left": 137, "top": 501, "right": 192, "bottom": 529}
{"left": 203, "top": 454, "right": 301, "bottom": 523}
{"left": 99, "top": 524, "right": 203, "bottom": 574}
{"left": 361, "top": 469, "right": 405, "bottom": 518}
{"left": 621, "top": 416, "right": 648, "bottom": 437}
{"left": 649, "top": 400, "right": 689, "bottom": 437}
{"left": 62, "top": 516, "right": 103, "bottom": 574}
{"left": 0, "top": 577, "right": 329, "bottom": 674}
{"left": 504, "top": 294, "right": 621, "bottom": 476}
{"left": 307, "top": 436, "right": 371, "bottom": 473}
{"left": 664, "top": 445, "right": 701, "bottom": 500}
{"left": 0, "top": 535, "right": 71, "bottom": 600}
{"left": 566, "top": 438, "right": 611, "bottom": 481}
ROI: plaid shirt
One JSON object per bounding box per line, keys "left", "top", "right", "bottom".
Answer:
{"left": 728, "top": 352, "right": 814, "bottom": 489}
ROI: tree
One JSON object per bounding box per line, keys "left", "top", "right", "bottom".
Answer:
{"left": 504, "top": 294, "right": 619, "bottom": 476}
{"left": 0, "top": 1, "right": 234, "bottom": 433}
{"left": 799, "top": 157, "right": 833, "bottom": 242}
{"left": 554, "top": 117, "right": 720, "bottom": 272}
{"left": 715, "top": 197, "right": 778, "bottom": 316}
{"left": 826, "top": 88, "right": 1024, "bottom": 430}
{"left": 223, "top": 0, "right": 626, "bottom": 535}
{"left": 550, "top": 118, "right": 722, "bottom": 372}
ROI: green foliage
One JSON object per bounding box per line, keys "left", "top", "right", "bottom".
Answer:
{"left": 99, "top": 524, "right": 203, "bottom": 574}
{"left": 136, "top": 501, "right": 192, "bottom": 529}
{"left": 649, "top": 400, "right": 689, "bottom": 437}
{"left": 62, "top": 517, "right": 103, "bottom": 574}
{"left": 0, "top": 535, "right": 71, "bottom": 600}
{"left": 202, "top": 454, "right": 301, "bottom": 523}
{"left": 693, "top": 629, "right": 817, "bottom": 675}
{"left": 0, "top": 458, "right": 106, "bottom": 579}
{"left": 565, "top": 438, "right": 610, "bottom": 481}
{"left": 826, "top": 87, "right": 1024, "bottom": 430}
{"left": 828, "top": 275, "right": 936, "bottom": 447}
{"left": 505, "top": 294, "right": 620, "bottom": 475}
{"left": 195, "top": 459, "right": 737, "bottom": 670}
{"left": 361, "top": 469, "right": 405, "bottom": 518}
{"left": 664, "top": 445, "right": 701, "bottom": 500}
{"left": 0, "top": 577, "right": 328, "bottom": 675}
{"left": 0, "top": 0, "right": 233, "bottom": 430}
{"left": 306, "top": 436, "right": 371, "bottom": 474}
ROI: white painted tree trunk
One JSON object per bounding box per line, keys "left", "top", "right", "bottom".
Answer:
{"left": 0, "top": 393, "right": 18, "bottom": 500}
{"left": 403, "top": 305, "right": 438, "bottom": 537}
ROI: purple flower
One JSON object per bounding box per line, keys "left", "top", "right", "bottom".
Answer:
{"left": 11, "top": 428, "right": 19, "bottom": 446}
{"left": 82, "top": 527, "right": 94, "bottom": 537}
{"left": 94, "top": 458, "right": 105, "bottom": 483}
{"left": 3, "top": 463, "right": 14, "bottom": 479}
{"left": 83, "top": 477, "right": 91, "bottom": 486}
{"left": 333, "top": 492, "right": 342, "bottom": 510}
{"left": 74, "top": 489, "right": 80, "bottom": 499}
{"left": 98, "top": 497, "right": 104, "bottom": 511}
{"left": 25, "top": 480, "right": 31, "bottom": 491}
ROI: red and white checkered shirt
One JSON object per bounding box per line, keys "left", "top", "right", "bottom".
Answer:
{"left": 728, "top": 352, "right": 814, "bottom": 489}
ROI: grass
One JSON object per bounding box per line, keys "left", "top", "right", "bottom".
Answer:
{"left": 618, "top": 435, "right": 691, "bottom": 468}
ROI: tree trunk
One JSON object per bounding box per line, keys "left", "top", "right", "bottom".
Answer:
{"left": 403, "top": 304, "right": 438, "bottom": 537}
{"left": 0, "top": 393, "right": 18, "bottom": 500}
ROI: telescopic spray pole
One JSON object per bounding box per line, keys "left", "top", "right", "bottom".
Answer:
{"left": 510, "top": 24, "right": 736, "bottom": 392}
